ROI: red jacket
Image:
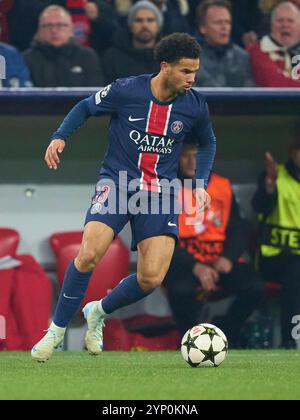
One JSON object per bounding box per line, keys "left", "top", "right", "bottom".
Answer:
{"left": 248, "top": 36, "right": 300, "bottom": 88}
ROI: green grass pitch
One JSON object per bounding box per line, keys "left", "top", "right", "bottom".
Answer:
{"left": 1, "top": 350, "right": 300, "bottom": 400}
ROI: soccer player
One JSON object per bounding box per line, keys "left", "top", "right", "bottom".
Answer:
{"left": 31, "top": 32, "right": 216, "bottom": 362}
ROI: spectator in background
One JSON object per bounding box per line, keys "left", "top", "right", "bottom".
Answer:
{"left": 112, "top": 0, "right": 191, "bottom": 34}
{"left": 0, "top": 0, "right": 13, "bottom": 43}
{"left": 9, "top": 1, "right": 119, "bottom": 54}
{"left": 195, "top": 0, "right": 255, "bottom": 87}
{"left": 102, "top": 1, "right": 160, "bottom": 84}
{"left": 258, "top": 0, "right": 300, "bottom": 37}
{"left": 163, "top": 141, "right": 264, "bottom": 347}
{"left": 48, "top": 1, "right": 120, "bottom": 52}
{"left": 23, "top": 5, "right": 104, "bottom": 87}
{"left": 0, "top": 41, "right": 32, "bottom": 87}
{"left": 248, "top": 2, "right": 300, "bottom": 87}
{"left": 188, "top": 0, "right": 261, "bottom": 48}
{"left": 252, "top": 128, "right": 300, "bottom": 348}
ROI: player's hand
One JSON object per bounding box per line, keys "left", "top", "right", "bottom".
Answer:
{"left": 193, "top": 262, "right": 219, "bottom": 292}
{"left": 192, "top": 188, "right": 211, "bottom": 214}
{"left": 85, "top": 2, "right": 99, "bottom": 20}
{"left": 264, "top": 152, "right": 278, "bottom": 193}
{"left": 45, "top": 139, "right": 66, "bottom": 170}
{"left": 213, "top": 257, "right": 233, "bottom": 274}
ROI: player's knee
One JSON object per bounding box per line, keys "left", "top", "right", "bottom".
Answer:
{"left": 138, "top": 269, "right": 165, "bottom": 291}
{"left": 76, "top": 250, "right": 100, "bottom": 272}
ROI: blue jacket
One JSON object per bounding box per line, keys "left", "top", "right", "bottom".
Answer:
{"left": 0, "top": 42, "right": 32, "bottom": 87}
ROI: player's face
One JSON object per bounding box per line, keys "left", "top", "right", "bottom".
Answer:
{"left": 38, "top": 10, "right": 73, "bottom": 47}
{"left": 272, "top": 6, "right": 300, "bottom": 47}
{"left": 179, "top": 146, "right": 197, "bottom": 179}
{"left": 165, "top": 58, "right": 200, "bottom": 95}
{"left": 200, "top": 6, "right": 232, "bottom": 46}
{"left": 130, "top": 9, "right": 160, "bottom": 44}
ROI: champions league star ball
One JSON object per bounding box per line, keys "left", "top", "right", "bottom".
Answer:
{"left": 181, "top": 324, "right": 228, "bottom": 368}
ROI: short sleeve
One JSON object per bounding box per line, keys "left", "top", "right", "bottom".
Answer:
{"left": 88, "top": 81, "right": 119, "bottom": 116}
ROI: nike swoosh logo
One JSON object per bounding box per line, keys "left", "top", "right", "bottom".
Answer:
{"left": 168, "top": 222, "right": 177, "bottom": 227}
{"left": 63, "top": 293, "right": 80, "bottom": 300}
{"left": 129, "top": 116, "right": 145, "bottom": 122}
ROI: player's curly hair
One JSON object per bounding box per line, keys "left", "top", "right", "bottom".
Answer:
{"left": 154, "top": 33, "right": 201, "bottom": 64}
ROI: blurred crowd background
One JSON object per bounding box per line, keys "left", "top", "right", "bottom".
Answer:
{"left": 1, "top": 0, "right": 300, "bottom": 88}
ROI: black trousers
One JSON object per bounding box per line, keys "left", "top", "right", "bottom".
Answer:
{"left": 260, "top": 253, "right": 300, "bottom": 347}
{"left": 163, "top": 247, "right": 264, "bottom": 346}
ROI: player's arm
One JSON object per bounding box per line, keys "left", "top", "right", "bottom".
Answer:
{"left": 45, "top": 83, "right": 118, "bottom": 170}
{"left": 45, "top": 98, "right": 92, "bottom": 169}
{"left": 191, "top": 100, "right": 217, "bottom": 212}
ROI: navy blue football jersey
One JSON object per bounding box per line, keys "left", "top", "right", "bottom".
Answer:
{"left": 88, "top": 74, "right": 215, "bottom": 193}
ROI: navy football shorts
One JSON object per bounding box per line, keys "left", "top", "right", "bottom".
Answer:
{"left": 84, "top": 178, "right": 179, "bottom": 251}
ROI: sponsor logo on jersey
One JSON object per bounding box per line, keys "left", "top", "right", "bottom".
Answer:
{"left": 129, "top": 130, "right": 175, "bottom": 154}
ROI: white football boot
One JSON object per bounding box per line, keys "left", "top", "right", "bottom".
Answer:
{"left": 31, "top": 323, "right": 65, "bottom": 363}
{"left": 82, "top": 301, "right": 106, "bottom": 355}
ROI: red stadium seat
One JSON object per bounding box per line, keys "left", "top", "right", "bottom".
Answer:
{"left": 50, "top": 232, "right": 129, "bottom": 307}
{"left": 0, "top": 228, "right": 20, "bottom": 257}
{"left": 50, "top": 231, "right": 83, "bottom": 258}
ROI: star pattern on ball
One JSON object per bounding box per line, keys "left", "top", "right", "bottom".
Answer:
{"left": 182, "top": 333, "right": 198, "bottom": 353}
{"left": 201, "top": 344, "right": 221, "bottom": 365}
{"left": 202, "top": 326, "right": 218, "bottom": 341}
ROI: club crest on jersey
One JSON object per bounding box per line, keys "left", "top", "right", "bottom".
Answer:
{"left": 95, "top": 84, "right": 112, "bottom": 105}
{"left": 171, "top": 121, "right": 183, "bottom": 134}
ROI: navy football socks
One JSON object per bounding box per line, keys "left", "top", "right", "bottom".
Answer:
{"left": 53, "top": 261, "right": 92, "bottom": 328}
{"left": 101, "top": 273, "right": 152, "bottom": 315}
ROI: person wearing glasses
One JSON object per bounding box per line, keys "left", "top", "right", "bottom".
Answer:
{"left": 23, "top": 5, "right": 104, "bottom": 87}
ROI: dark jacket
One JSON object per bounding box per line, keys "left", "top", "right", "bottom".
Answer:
{"left": 196, "top": 40, "right": 255, "bottom": 88}
{"left": 23, "top": 40, "right": 104, "bottom": 87}
{"left": 101, "top": 29, "right": 160, "bottom": 84}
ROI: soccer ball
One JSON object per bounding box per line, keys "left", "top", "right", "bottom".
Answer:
{"left": 181, "top": 323, "right": 228, "bottom": 368}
